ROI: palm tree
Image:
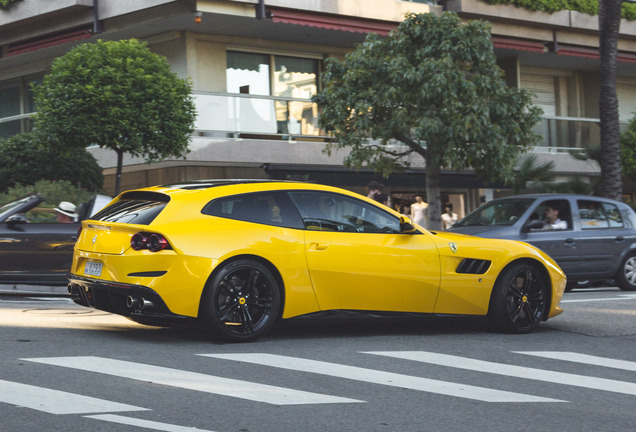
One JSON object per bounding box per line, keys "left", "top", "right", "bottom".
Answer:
{"left": 598, "top": 0, "right": 623, "bottom": 200}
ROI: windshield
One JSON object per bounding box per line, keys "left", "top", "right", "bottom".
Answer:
{"left": 455, "top": 198, "right": 535, "bottom": 227}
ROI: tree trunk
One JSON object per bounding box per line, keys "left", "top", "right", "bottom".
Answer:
{"left": 425, "top": 154, "right": 442, "bottom": 230}
{"left": 115, "top": 149, "right": 124, "bottom": 195}
{"left": 598, "top": 0, "right": 623, "bottom": 200}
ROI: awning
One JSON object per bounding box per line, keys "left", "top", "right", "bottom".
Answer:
{"left": 6, "top": 27, "right": 92, "bottom": 57}
{"left": 269, "top": 8, "right": 396, "bottom": 36}
{"left": 492, "top": 37, "right": 545, "bottom": 53}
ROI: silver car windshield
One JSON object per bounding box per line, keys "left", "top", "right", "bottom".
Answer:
{"left": 455, "top": 198, "right": 535, "bottom": 227}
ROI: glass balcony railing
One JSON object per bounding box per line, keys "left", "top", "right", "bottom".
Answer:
{"left": 1, "top": 93, "right": 625, "bottom": 153}
{"left": 193, "top": 92, "right": 327, "bottom": 139}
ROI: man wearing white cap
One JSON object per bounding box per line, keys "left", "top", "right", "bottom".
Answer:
{"left": 55, "top": 201, "right": 78, "bottom": 223}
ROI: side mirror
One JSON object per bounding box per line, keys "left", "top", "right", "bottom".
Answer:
{"left": 6, "top": 213, "right": 28, "bottom": 226}
{"left": 524, "top": 219, "right": 544, "bottom": 232}
{"left": 399, "top": 216, "right": 417, "bottom": 233}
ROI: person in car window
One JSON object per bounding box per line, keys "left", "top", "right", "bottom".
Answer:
{"left": 542, "top": 202, "right": 567, "bottom": 230}
{"left": 55, "top": 201, "right": 78, "bottom": 223}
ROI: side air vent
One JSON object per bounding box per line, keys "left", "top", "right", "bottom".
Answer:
{"left": 456, "top": 259, "right": 491, "bottom": 274}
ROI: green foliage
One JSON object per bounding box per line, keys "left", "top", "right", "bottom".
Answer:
{"left": 314, "top": 12, "right": 541, "bottom": 184}
{"left": 33, "top": 39, "right": 196, "bottom": 193}
{"left": 0, "top": 132, "right": 104, "bottom": 193}
{"left": 484, "top": 0, "right": 636, "bottom": 20}
{"left": 0, "top": 0, "right": 21, "bottom": 9}
{"left": 621, "top": 117, "right": 636, "bottom": 181}
{"left": 0, "top": 180, "right": 94, "bottom": 223}
{"left": 508, "top": 154, "right": 555, "bottom": 192}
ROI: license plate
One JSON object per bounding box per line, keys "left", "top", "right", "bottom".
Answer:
{"left": 84, "top": 261, "right": 103, "bottom": 277}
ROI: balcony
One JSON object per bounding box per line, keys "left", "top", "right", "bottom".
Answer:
{"left": 193, "top": 92, "right": 328, "bottom": 141}
{"left": 1, "top": 92, "right": 619, "bottom": 153}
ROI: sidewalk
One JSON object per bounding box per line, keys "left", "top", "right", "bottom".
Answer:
{"left": 0, "top": 284, "right": 69, "bottom": 296}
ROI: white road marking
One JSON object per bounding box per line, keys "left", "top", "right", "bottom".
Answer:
{"left": 200, "top": 353, "right": 564, "bottom": 403}
{"left": 0, "top": 379, "right": 148, "bottom": 415}
{"left": 365, "top": 351, "right": 636, "bottom": 396}
{"left": 86, "top": 414, "right": 216, "bottom": 431}
{"left": 514, "top": 351, "right": 636, "bottom": 372}
{"left": 23, "top": 356, "right": 360, "bottom": 406}
{"left": 560, "top": 294, "right": 636, "bottom": 303}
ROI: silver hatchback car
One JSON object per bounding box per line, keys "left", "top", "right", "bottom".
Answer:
{"left": 448, "top": 194, "right": 636, "bottom": 291}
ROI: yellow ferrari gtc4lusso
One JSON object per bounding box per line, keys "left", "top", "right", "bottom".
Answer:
{"left": 68, "top": 180, "right": 565, "bottom": 342}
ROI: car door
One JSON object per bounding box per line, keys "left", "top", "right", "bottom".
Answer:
{"left": 288, "top": 190, "right": 441, "bottom": 313}
{"left": 573, "top": 199, "right": 631, "bottom": 278}
{"left": 0, "top": 221, "right": 77, "bottom": 283}
{"left": 519, "top": 198, "right": 580, "bottom": 276}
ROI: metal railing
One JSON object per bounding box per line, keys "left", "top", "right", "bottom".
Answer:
{"left": 1, "top": 94, "right": 625, "bottom": 153}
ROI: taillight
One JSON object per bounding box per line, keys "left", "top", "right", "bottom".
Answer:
{"left": 130, "top": 232, "right": 171, "bottom": 252}
{"left": 131, "top": 233, "right": 149, "bottom": 250}
{"left": 147, "top": 233, "right": 169, "bottom": 252}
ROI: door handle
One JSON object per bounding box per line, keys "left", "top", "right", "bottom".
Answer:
{"left": 615, "top": 236, "right": 625, "bottom": 243}
{"left": 564, "top": 238, "right": 576, "bottom": 245}
{"left": 310, "top": 242, "right": 329, "bottom": 251}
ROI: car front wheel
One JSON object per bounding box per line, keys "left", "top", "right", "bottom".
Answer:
{"left": 488, "top": 263, "right": 547, "bottom": 333}
{"left": 616, "top": 253, "right": 636, "bottom": 291}
{"left": 200, "top": 260, "right": 281, "bottom": 342}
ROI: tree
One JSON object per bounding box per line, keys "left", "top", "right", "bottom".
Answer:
{"left": 598, "top": 0, "right": 623, "bottom": 200}
{"left": 314, "top": 12, "right": 542, "bottom": 229}
{"left": 33, "top": 39, "right": 196, "bottom": 195}
{"left": 621, "top": 114, "right": 636, "bottom": 182}
{"left": 0, "top": 132, "right": 103, "bottom": 193}
{"left": 508, "top": 154, "right": 555, "bottom": 193}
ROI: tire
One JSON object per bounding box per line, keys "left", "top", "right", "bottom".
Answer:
{"left": 488, "top": 262, "right": 547, "bottom": 333}
{"left": 200, "top": 260, "right": 281, "bottom": 342}
{"left": 616, "top": 253, "right": 636, "bottom": 291}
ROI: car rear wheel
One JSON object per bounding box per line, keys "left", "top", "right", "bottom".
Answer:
{"left": 201, "top": 260, "right": 281, "bottom": 342}
{"left": 616, "top": 253, "right": 636, "bottom": 291}
{"left": 488, "top": 263, "right": 546, "bottom": 333}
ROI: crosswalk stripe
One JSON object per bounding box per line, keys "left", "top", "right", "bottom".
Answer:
{"left": 560, "top": 293, "right": 636, "bottom": 303}
{"left": 199, "top": 353, "right": 564, "bottom": 403}
{"left": 365, "top": 351, "right": 636, "bottom": 396}
{"left": 514, "top": 351, "right": 636, "bottom": 371}
{"left": 0, "top": 379, "right": 148, "bottom": 415}
{"left": 85, "top": 414, "right": 216, "bottom": 432}
{"left": 22, "top": 356, "right": 361, "bottom": 406}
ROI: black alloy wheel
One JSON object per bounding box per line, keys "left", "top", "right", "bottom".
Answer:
{"left": 201, "top": 260, "right": 281, "bottom": 342}
{"left": 616, "top": 253, "right": 636, "bottom": 291}
{"left": 488, "top": 263, "right": 547, "bottom": 333}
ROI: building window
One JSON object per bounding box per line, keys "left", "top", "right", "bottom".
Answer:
{"left": 225, "top": 51, "right": 321, "bottom": 136}
{"left": 0, "top": 76, "right": 42, "bottom": 139}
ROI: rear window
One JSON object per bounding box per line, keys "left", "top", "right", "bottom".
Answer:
{"left": 202, "top": 191, "right": 304, "bottom": 229}
{"left": 578, "top": 200, "right": 624, "bottom": 229}
{"left": 90, "top": 199, "right": 167, "bottom": 225}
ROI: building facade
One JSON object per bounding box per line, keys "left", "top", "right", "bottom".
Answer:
{"left": 1, "top": 0, "right": 635, "bottom": 217}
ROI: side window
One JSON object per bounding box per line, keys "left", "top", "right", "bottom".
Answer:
{"left": 532, "top": 199, "right": 572, "bottom": 231}
{"left": 202, "top": 192, "right": 304, "bottom": 229}
{"left": 288, "top": 191, "right": 401, "bottom": 234}
{"left": 578, "top": 200, "right": 623, "bottom": 229}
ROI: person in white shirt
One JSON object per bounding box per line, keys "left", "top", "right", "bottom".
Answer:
{"left": 542, "top": 203, "right": 567, "bottom": 230}
{"left": 441, "top": 203, "right": 458, "bottom": 230}
{"left": 410, "top": 195, "right": 428, "bottom": 228}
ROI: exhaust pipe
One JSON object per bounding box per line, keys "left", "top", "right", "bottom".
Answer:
{"left": 126, "top": 295, "right": 138, "bottom": 309}
{"left": 139, "top": 298, "right": 154, "bottom": 311}
{"left": 67, "top": 284, "right": 77, "bottom": 295}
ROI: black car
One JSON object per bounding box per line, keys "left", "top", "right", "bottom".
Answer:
{"left": 0, "top": 194, "right": 111, "bottom": 286}
{"left": 448, "top": 194, "right": 636, "bottom": 291}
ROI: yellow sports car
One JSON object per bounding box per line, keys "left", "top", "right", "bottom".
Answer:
{"left": 68, "top": 180, "right": 565, "bottom": 342}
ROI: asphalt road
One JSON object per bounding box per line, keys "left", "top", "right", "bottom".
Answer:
{"left": 1, "top": 287, "right": 635, "bottom": 432}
